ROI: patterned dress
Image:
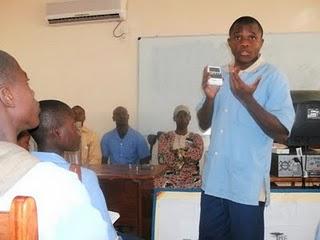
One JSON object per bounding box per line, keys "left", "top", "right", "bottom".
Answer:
{"left": 154, "top": 131, "right": 204, "bottom": 188}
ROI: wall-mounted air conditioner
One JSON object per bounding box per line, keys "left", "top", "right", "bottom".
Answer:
{"left": 46, "top": 0, "right": 127, "bottom": 25}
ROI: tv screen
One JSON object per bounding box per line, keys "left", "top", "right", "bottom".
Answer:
{"left": 287, "top": 91, "right": 320, "bottom": 147}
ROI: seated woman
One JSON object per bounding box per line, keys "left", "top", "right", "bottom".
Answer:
{"left": 155, "top": 105, "right": 204, "bottom": 188}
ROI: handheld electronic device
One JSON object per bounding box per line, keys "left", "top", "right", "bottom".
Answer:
{"left": 207, "top": 66, "right": 223, "bottom": 86}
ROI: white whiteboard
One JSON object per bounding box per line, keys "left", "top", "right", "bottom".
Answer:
{"left": 152, "top": 190, "right": 320, "bottom": 240}
{"left": 138, "top": 32, "right": 320, "bottom": 135}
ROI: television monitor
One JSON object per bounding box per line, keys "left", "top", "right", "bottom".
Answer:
{"left": 286, "top": 90, "right": 320, "bottom": 148}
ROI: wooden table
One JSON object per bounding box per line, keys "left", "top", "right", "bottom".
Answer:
{"left": 270, "top": 176, "right": 320, "bottom": 187}
{"left": 87, "top": 164, "right": 166, "bottom": 240}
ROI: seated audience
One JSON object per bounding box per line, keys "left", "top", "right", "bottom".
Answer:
{"left": 29, "top": 100, "right": 118, "bottom": 240}
{"left": 101, "top": 106, "right": 149, "bottom": 164}
{"left": 72, "top": 105, "right": 102, "bottom": 165}
{"left": 0, "top": 50, "right": 108, "bottom": 239}
{"left": 154, "top": 105, "right": 204, "bottom": 188}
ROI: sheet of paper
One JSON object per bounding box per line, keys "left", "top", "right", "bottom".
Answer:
{"left": 109, "top": 211, "right": 120, "bottom": 224}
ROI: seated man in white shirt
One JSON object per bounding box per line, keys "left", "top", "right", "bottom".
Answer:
{"left": 0, "top": 50, "right": 109, "bottom": 240}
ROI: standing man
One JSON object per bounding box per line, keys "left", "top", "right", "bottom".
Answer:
{"left": 101, "top": 106, "right": 149, "bottom": 164}
{"left": 197, "top": 16, "right": 295, "bottom": 240}
{"left": 72, "top": 105, "right": 102, "bottom": 165}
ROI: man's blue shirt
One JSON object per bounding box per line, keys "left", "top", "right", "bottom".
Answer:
{"left": 100, "top": 128, "right": 149, "bottom": 164}
{"left": 32, "top": 151, "right": 118, "bottom": 239}
{"left": 201, "top": 61, "right": 295, "bottom": 206}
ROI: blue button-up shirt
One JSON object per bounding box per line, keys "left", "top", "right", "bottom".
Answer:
{"left": 32, "top": 152, "right": 118, "bottom": 239}
{"left": 100, "top": 128, "right": 149, "bottom": 164}
{"left": 202, "top": 59, "right": 295, "bottom": 206}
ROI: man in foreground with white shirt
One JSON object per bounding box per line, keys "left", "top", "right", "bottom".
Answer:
{"left": 0, "top": 50, "right": 109, "bottom": 239}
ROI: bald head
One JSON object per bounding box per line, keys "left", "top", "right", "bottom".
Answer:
{"left": 0, "top": 50, "right": 20, "bottom": 85}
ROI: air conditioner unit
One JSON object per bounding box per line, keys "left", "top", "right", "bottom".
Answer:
{"left": 46, "top": 0, "right": 127, "bottom": 25}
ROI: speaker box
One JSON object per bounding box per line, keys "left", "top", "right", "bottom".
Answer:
{"left": 271, "top": 153, "right": 320, "bottom": 177}
{"left": 271, "top": 154, "right": 302, "bottom": 177}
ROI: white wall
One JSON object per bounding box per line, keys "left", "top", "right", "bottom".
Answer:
{"left": 0, "top": 0, "right": 319, "bottom": 139}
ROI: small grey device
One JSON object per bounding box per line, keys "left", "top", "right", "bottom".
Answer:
{"left": 207, "top": 66, "right": 223, "bottom": 86}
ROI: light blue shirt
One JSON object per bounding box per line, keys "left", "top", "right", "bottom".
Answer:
{"left": 316, "top": 222, "right": 320, "bottom": 240}
{"left": 202, "top": 60, "right": 295, "bottom": 206}
{"left": 101, "top": 128, "right": 149, "bottom": 164}
{"left": 32, "top": 151, "right": 118, "bottom": 240}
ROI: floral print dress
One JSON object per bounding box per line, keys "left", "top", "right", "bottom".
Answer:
{"left": 154, "top": 131, "right": 204, "bottom": 188}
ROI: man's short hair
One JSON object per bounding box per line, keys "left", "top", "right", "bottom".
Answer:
{"left": 0, "top": 50, "right": 19, "bottom": 84}
{"left": 30, "top": 100, "right": 73, "bottom": 145}
{"left": 229, "top": 16, "right": 263, "bottom": 37}
{"left": 113, "top": 106, "right": 128, "bottom": 115}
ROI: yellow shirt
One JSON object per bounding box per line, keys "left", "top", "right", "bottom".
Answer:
{"left": 80, "top": 126, "right": 102, "bottom": 165}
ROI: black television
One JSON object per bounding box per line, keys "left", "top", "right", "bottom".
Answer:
{"left": 286, "top": 90, "right": 320, "bottom": 148}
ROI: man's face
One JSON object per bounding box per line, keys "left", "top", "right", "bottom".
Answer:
{"left": 113, "top": 107, "right": 129, "bottom": 127}
{"left": 58, "top": 113, "right": 81, "bottom": 151}
{"left": 228, "top": 23, "right": 264, "bottom": 69}
{"left": 10, "top": 66, "right": 40, "bottom": 131}
{"left": 174, "top": 111, "right": 190, "bottom": 130}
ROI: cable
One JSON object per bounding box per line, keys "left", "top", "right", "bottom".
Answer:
{"left": 293, "top": 157, "right": 305, "bottom": 188}
{"left": 112, "top": 21, "right": 125, "bottom": 38}
{"left": 295, "top": 147, "right": 306, "bottom": 188}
